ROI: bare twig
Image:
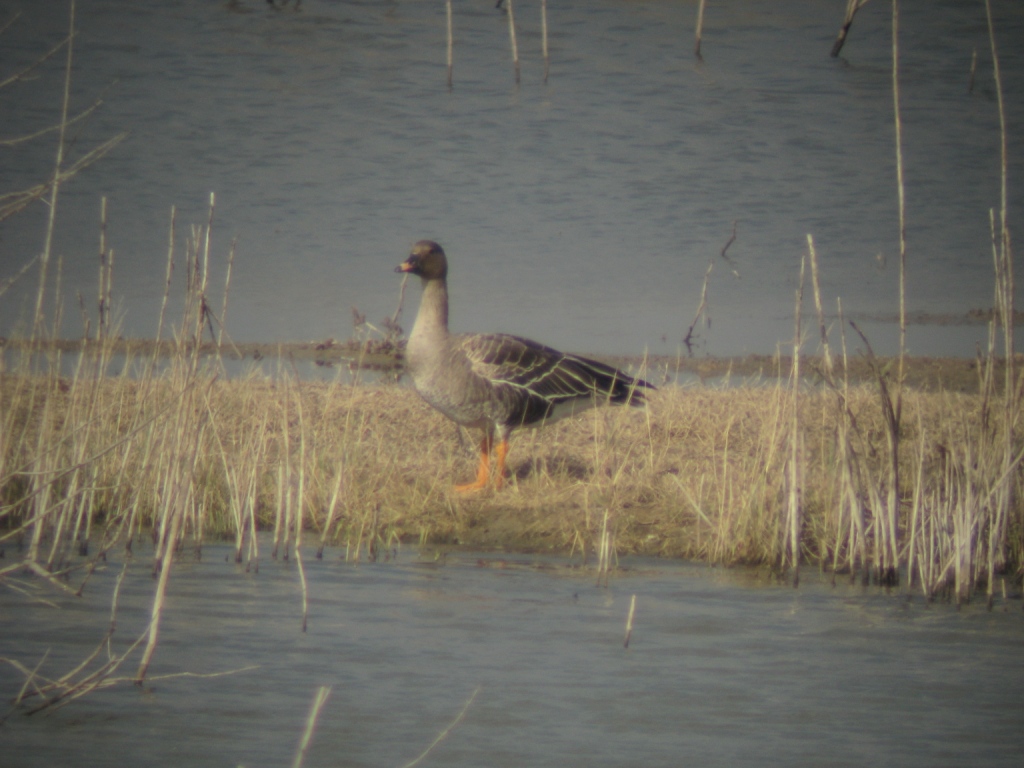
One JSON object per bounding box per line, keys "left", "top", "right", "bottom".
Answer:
{"left": 0, "top": 10, "right": 22, "bottom": 40}
{"left": 831, "top": 0, "right": 872, "bottom": 58}
{"left": 683, "top": 222, "right": 739, "bottom": 354}
{"left": 623, "top": 594, "right": 637, "bottom": 648}
{"left": 0, "top": 28, "right": 65, "bottom": 91}
{"left": 784, "top": 255, "right": 806, "bottom": 585}
{"left": 506, "top": 0, "right": 520, "bottom": 84}
{"left": 694, "top": 0, "right": 707, "bottom": 61}
{"left": 292, "top": 686, "right": 332, "bottom": 768}
{"left": 446, "top": 0, "right": 453, "bottom": 89}
{"left": 32, "top": 0, "right": 77, "bottom": 340}
{"left": 0, "top": 255, "right": 39, "bottom": 299}
{"left": 541, "top": 0, "right": 550, "bottom": 82}
{"left": 400, "top": 687, "right": 481, "bottom": 768}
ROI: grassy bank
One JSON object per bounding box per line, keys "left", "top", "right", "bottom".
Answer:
{"left": 4, "top": 4, "right": 1017, "bottom": 604}
{"left": 2, "top": 342, "right": 1022, "bottom": 605}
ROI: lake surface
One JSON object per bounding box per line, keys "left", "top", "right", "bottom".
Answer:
{"left": 2, "top": 542, "right": 1023, "bottom": 767}
{"left": 1, "top": 0, "right": 1022, "bottom": 361}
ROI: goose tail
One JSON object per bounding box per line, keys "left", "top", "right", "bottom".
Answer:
{"left": 566, "top": 355, "right": 655, "bottom": 406}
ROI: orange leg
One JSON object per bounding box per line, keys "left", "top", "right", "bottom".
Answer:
{"left": 454, "top": 435, "right": 492, "bottom": 493}
{"left": 493, "top": 438, "right": 510, "bottom": 490}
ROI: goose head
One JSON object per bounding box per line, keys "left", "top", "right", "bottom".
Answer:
{"left": 396, "top": 240, "right": 448, "bottom": 281}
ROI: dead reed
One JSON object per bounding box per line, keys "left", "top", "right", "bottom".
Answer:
{"left": 506, "top": 0, "right": 520, "bottom": 84}
{"left": 5, "top": 354, "right": 1020, "bottom": 593}
{"left": 694, "top": 0, "right": 707, "bottom": 61}
{"left": 292, "top": 686, "right": 331, "bottom": 768}
{"left": 541, "top": 0, "right": 550, "bottom": 82}
{"left": 830, "top": 0, "right": 872, "bottom": 58}
{"left": 445, "top": 0, "right": 453, "bottom": 90}
{"left": 623, "top": 593, "right": 637, "bottom": 648}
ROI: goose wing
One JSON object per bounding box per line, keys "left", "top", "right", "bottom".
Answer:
{"left": 454, "top": 333, "right": 651, "bottom": 424}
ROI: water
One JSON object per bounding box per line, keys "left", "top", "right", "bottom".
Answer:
{"left": 1, "top": 0, "right": 1021, "bottom": 361}
{"left": 2, "top": 542, "right": 1023, "bottom": 767}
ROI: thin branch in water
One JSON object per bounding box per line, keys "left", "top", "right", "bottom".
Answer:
{"left": 0, "top": 255, "right": 39, "bottom": 299}
{"left": 218, "top": 236, "right": 237, "bottom": 349}
{"left": 623, "top": 594, "right": 637, "bottom": 648}
{"left": 446, "top": 0, "right": 453, "bottom": 90}
{"left": 694, "top": 0, "right": 707, "bottom": 62}
{"left": 541, "top": 0, "right": 550, "bottom": 82}
{"left": 719, "top": 221, "right": 740, "bottom": 278}
{"left": 400, "top": 687, "right": 481, "bottom": 768}
{"left": 6, "top": 650, "right": 51, "bottom": 721}
{"left": 0, "top": 10, "right": 22, "bottom": 39}
{"left": 831, "top": 0, "right": 872, "bottom": 58}
{"left": 0, "top": 85, "right": 116, "bottom": 149}
{"left": 506, "top": 0, "right": 520, "bottom": 84}
{"left": 0, "top": 28, "right": 66, "bottom": 91}
{"left": 891, "top": 0, "right": 907, "bottom": 388}
{"left": 33, "top": 0, "right": 77, "bottom": 341}
{"left": 683, "top": 221, "right": 739, "bottom": 354}
{"left": 389, "top": 271, "right": 409, "bottom": 336}
{"left": 806, "top": 234, "right": 834, "bottom": 378}
{"left": 292, "top": 686, "right": 332, "bottom": 768}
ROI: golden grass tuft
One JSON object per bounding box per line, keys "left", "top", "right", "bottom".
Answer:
{"left": 3, "top": 359, "right": 1022, "bottom": 603}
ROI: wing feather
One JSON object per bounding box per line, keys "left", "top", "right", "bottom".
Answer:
{"left": 454, "top": 333, "right": 653, "bottom": 424}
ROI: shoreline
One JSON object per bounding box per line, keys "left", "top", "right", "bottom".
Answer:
{"left": 1, "top": 355, "right": 1021, "bottom": 599}
{"left": 1, "top": 335, "right": 1014, "bottom": 393}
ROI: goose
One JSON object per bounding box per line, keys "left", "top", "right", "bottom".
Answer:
{"left": 395, "top": 240, "right": 654, "bottom": 492}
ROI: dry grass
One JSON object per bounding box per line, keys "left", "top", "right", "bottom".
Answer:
{"left": 3, "top": 341, "right": 1022, "bottom": 710}
{"left": 2, "top": 358, "right": 1022, "bottom": 598}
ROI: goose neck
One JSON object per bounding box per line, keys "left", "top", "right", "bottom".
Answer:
{"left": 410, "top": 277, "right": 449, "bottom": 344}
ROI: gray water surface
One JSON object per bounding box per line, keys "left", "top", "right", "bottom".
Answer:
{"left": 1, "top": 0, "right": 1022, "bottom": 359}
{"left": 2, "top": 544, "right": 1023, "bottom": 767}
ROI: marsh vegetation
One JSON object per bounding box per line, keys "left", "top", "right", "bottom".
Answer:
{"left": 1, "top": 1, "right": 1021, "bottom": 729}
{"left": 3, "top": 326, "right": 1022, "bottom": 605}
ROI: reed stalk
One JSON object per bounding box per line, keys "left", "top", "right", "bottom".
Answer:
{"left": 983, "top": 0, "right": 1017, "bottom": 608}
{"left": 217, "top": 236, "right": 236, "bottom": 350}
{"left": 891, "top": 0, "right": 907, "bottom": 389}
{"left": 595, "top": 507, "right": 612, "bottom": 586}
{"left": 292, "top": 686, "right": 331, "bottom": 768}
{"left": 3, "top": 357, "right": 1021, "bottom": 593}
{"left": 445, "top": 0, "right": 453, "bottom": 90}
{"left": 831, "top": 0, "right": 871, "bottom": 58}
{"left": 154, "top": 206, "right": 176, "bottom": 346}
{"left": 97, "top": 197, "right": 108, "bottom": 339}
{"left": 136, "top": 376, "right": 208, "bottom": 683}
{"left": 400, "top": 687, "right": 480, "bottom": 768}
{"left": 683, "top": 223, "right": 738, "bottom": 354}
{"left": 623, "top": 594, "right": 637, "bottom": 648}
{"left": 506, "top": 0, "right": 520, "bottom": 85}
{"left": 289, "top": 370, "right": 311, "bottom": 631}
{"left": 32, "top": 0, "right": 74, "bottom": 343}
{"left": 783, "top": 255, "right": 806, "bottom": 585}
{"left": 541, "top": 0, "right": 549, "bottom": 82}
{"left": 318, "top": 462, "right": 346, "bottom": 559}
{"left": 854, "top": 0, "right": 907, "bottom": 587}
{"left": 694, "top": 0, "right": 706, "bottom": 61}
